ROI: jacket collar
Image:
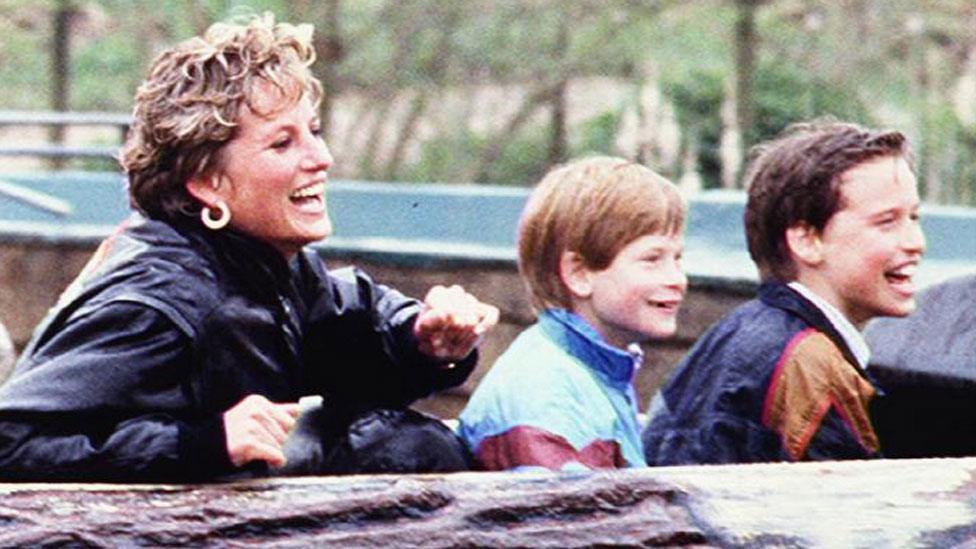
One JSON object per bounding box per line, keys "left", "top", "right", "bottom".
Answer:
{"left": 758, "top": 282, "right": 865, "bottom": 373}
{"left": 786, "top": 282, "right": 871, "bottom": 369}
{"left": 146, "top": 214, "right": 296, "bottom": 291}
{"left": 538, "top": 309, "right": 641, "bottom": 386}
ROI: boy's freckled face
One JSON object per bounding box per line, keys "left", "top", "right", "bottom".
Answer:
{"left": 813, "top": 155, "right": 926, "bottom": 325}
{"left": 577, "top": 233, "right": 687, "bottom": 349}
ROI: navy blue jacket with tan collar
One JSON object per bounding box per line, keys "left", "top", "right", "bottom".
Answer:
{"left": 643, "top": 282, "right": 883, "bottom": 465}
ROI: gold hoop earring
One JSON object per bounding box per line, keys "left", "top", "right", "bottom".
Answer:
{"left": 201, "top": 201, "right": 231, "bottom": 230}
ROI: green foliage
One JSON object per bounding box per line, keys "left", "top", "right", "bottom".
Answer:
{"left": 404, "top": 126, "right": 550, "bottom": 186}
{"left": 662, "top": 69, "right": 724, "bottom": 188}
{"left": 402, "top": 133, "right": 477, "bottom": 184}
{"left": 664, "top": 61, "right": 871, "bottom": 188}
{"left": 0, "top": 4, "right": 52, "bottom": 109}
{"left": 488, "top": 129, "right": 551, "bottom": 186}
{"left": 958, "top": 125, "right": 976, "bottom": 204}
{"left": 574, "top": 111, "right": 623, "bottom": 157}
{"left": 750, "top": 61, "right": 872, "bottom": 145}
{"left": 1, "top": 0, "right": 975, "bottom": 205}
{"left": 918, "top": 104, "right": 976, "bottom": 204}
{"left": 72, "top": 32, "right": 142, "bottom": 110}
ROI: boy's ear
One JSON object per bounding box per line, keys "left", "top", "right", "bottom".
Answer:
{"left": 559, "top": 251, "right": 594, "bottom": 299}
{"left": 185, "top": 173, "right": 227, "bottom": 208}
{"left": 785, "top": 222, "right": 825, "bottom": 267}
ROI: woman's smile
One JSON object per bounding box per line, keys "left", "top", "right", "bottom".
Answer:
{"left": 207, "top": 79, "right": 335, "bottom": 258}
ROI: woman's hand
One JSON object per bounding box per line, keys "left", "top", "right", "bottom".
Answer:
{"left": 223, "top": 394, "right": 301, "bottom": 468}
{"left": 413, "top": 285, "right": 500, "bottom": 363}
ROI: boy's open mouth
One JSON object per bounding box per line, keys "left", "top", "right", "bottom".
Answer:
{"left": 651, "top": 300, "right": 682, "bottom": 311}
{"left": 884, "top": 263, "right": 916, "bottom": 287}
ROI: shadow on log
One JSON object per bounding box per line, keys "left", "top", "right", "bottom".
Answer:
{"left": 2, "top": 457, "right": 976, "bottom": 547}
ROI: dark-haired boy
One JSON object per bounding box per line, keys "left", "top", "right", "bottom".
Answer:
{"left": 644, "top": 121, "right": 925, "bottom": 464}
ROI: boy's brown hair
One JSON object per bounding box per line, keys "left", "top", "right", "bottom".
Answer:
{"left": 743, "top": 120, "right": 912, "bottom": 282}
{"left": 518, "top": 156, "right": 685, "bottom": 312}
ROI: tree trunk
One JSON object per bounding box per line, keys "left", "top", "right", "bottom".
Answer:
{"left": 548, "top": 80, "right": 568, "bottom": 168}
{"left": 383, "top": 6, "right": 458, "bottom": 180}
{"left": 916, "top": 35, "right": 943, "bottom": 204}
{"left": 359, "top": 98, "right": 395, "bottom": 179}
{"left": 49, "top": 0, "right": 74, "bottom": 170}
{"left": 732, "top": 0, "right": 759, "bottom": 150}
{"left": 720, "top": 79, "right": 742, "bottom": 188}
{"left": 384, "top": 90, "right": 430, "bottom": 180}
{"left": 317, "top": 0, "right": 343, "bottom": 139}
{"left": 547, "top": 21, "right": 570, "bottom": 168}
{"left": 2, "top": 458, "right": 976, "bottom": 546}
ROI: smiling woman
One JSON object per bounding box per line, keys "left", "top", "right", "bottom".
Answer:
{"left": 0, "top": 13, "right": 498, "bottom": 482}
{"left": 186, "top": 79, "right": 334, "bottom": 258}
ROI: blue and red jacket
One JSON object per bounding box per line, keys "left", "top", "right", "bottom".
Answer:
{"left": 644, "top": 282, "right": 883, "bottom": 465}
{"left": 459, "top": 309, "right": 646, "bottom": 471}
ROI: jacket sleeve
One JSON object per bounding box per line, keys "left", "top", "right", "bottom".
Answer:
{"left": 761, "top": 330, "right": 881, "bottom": 461}
{"left": 301, "top": 265, "right": 475, "bottom": 412}
{"left": 469, "top": 424, "right": 623, "bottom": 472}
{"left": 0, "top": 302, "right": 233, "bottom": 482}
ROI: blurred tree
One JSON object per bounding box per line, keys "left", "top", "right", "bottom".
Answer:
{"left": 293, "top": 0, "right": 343, "bottom": 137}
{"left": 49, "top": 0, "right": 76, "bottom": 169}
{"left": 732, "top": 0, "right": 763, "bottom": 150}
{"left": 2, "top": 0, "right": 976, "bottom": 204}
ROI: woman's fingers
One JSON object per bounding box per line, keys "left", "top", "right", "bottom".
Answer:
{"left": 223, "top": 395, "right": 300, "bottom": 467}
{"left": 474, "top": 302, "right": 500, "bottom": 335}
{"left": 239, "top": 440, "right": 288, "bottom": 469}
{"left": 415, "top": 285, "right": 499, "bottom": 361}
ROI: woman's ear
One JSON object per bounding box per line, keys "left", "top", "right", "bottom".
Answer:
{"left": 785, "top": 222, "right": 824, "bottom": 267}
{"left": 185, "top": 173, "right": 227, "bottom": 208}
{"left": 559, "top": 251, "right": 594, "bottom": 299}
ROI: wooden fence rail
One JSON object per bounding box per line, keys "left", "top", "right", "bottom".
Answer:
{"left": 0, "top": 110, "right": 129, "bottom": 161}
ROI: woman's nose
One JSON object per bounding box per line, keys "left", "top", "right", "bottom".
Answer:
{"left": 303, "top": 134, "right": 333, "bottom": 171}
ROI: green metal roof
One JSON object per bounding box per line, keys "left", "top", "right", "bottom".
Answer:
{"left": 1, "top": 171, "right": 973, "bottom": 289}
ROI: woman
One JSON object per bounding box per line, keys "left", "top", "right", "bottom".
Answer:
{"left": 0, "top": 14, "right": 497, "bottom": 482}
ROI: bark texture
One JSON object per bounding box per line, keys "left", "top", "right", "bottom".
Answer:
{"left": 2, "top": 457, "right": 976, "bottom": 547}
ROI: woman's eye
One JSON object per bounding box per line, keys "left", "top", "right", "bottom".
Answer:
{"left": 271, "top": 137, "right": 291, "bottom": 149}
{"left": 311, "top": 126, "right": 323, "bottom": 137}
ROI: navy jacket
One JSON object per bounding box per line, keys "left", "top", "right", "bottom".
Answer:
{"left": 644, "top": 283, "right": 883, "bottom": 465}
{"left": 0, "top": 214, "right": 474, "bottom": 482}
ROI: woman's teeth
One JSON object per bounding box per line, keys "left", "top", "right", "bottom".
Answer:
{"left": 290, "top": 183, "right": 325, "bottom": 199}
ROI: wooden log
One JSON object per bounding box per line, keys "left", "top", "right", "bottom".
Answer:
{"left": 1, "top": 457, "right": 975, "bottom": 547}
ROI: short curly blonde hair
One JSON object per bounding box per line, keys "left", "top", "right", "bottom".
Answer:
{"left": 120, "top": 13, "right": 323, "bottom": 220}
{"left": 518, "top": 156, "right": 685, "bottom": 312}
